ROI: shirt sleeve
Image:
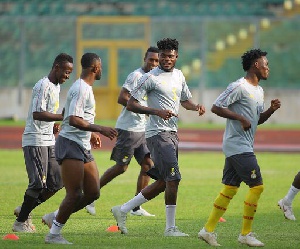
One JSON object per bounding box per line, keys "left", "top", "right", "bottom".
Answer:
{"left": 123, "top": 71, "right": 142, "bottom": 92}
{"left": 214, "top": 82, "right": 242, "bottom": 108}
{"left": 68, "top": 86, "right": 86, "bottom": 118}
{"left": 131, "top": 73, "right": 154, "bottom": 102}
{"left": 180, "top": 73, "right": 192, "bottom": 101}
{"left": 32, "top": 81, "right": 49, "bottom": 113}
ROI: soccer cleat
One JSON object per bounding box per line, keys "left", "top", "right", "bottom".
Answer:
{"left": 45, "top": 233, "right": 72, "bottom": 244}
{"left": 278, "top": 199, "right": 296, "bottom": 220}
{"left": 238, "top": 232, "right": 264, "bottom": 247}
{"left": 164, "top": 226, "right": 189, "bottom": 237}
{"left": 86, "top": 202, "right": 96, "bottom": 216}
{"left": 111, "top": 205, "right": 128, "bottom": 234}
{"left": 130, "top": 207, "right": 155, "bottom": 217}
{"left": 14, "top": 206, "right": 35, "bottom": 231}
{"left": 12, "top": 220, "right": 34, "bottom": 233}
{"left": 42, "top": 212, "right": 56, "bottom": 228}
{"left": 198, "top": 227, "right": 221, "bottom": 247}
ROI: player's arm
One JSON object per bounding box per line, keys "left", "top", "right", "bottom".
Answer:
{"left": 211, "top": 104, "right": 251, "bottom": 131}
{"left": 127, "top": 96, "right": 177, "bottom": 120}
{"left": 258, "top": 98, "right": 281, "bottom": 125}
{"left": 33, "top": 111, "right": 63, "bottom": 122}
{"left": 117, "top": 87, "right": 131, "bottom": 107}
{"left": 69, "top": 115, "right": 117, "bottom": 140}
{"left": 180, "top": 99, "right": 205, "bottom": 116}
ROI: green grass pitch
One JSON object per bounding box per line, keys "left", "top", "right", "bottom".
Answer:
{"left": 1, "top": 149, "right": 300, "bottom": 248}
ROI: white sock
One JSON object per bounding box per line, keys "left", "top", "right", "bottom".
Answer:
{"left": 165, "top": 205, "right": 176, "bottom": 230}
{"left": 121, "top": 193, "right": 148, "bottom": 213}
{"left": 54, "top": 210, "right": 59, "bottom": 217}
{"left": 50, "top": 219, "right": 64, "bottom": 235}
{"left": 285, "top": 185, "right": 300, "bottom": 205}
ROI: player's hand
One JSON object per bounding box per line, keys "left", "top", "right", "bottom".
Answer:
{"left": 270, "top": 99, "right": 281, "bottom": 111}
{"left": 158, "top": 109, "right": 178, "bottom": 120}
{"left": 240, "top": 117, "right": 251, "bottom": 131}
{"left": 90, "top": 132, "right": 101, "bottom": 149}
{"left": 53, "top": 123, "right": 60, "bottom": 134}
{"left": 99, "top": 127, "right": 118, "bottom": 140}
{"left": 196, "top": 104, "right": 206, "bottom": 116}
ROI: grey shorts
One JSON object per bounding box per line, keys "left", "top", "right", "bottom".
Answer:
{"left": 23, "top": 146, "right": 63, "bottom": 192}
{"left": 146, "top": 131, "right": 181, "bottom": 182}
{"left": 110, "top": 129, "right": 150, "bottom": 166}
{"left": 55, "top": 135, "right": 94, "bottom": 165}
{"left": 222, "top": 152, "right": 263, "bottom": 187}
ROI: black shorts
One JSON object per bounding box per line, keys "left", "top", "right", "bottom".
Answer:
{"left": 222, "top": 152, "right": 263, "bottom": 187}
{"left": 146, "top": 131, "right": 181, "bottom": 182}
{"left": 110, "top": 129, "right": 150, "bottom": 166}
{"left": 55, "top": 135, "right": 94, "bottom": 165}
{"left": 23, "top": 146, "right": 63, "bottom": 192}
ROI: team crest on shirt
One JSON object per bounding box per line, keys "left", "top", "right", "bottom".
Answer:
{"left": 122, "top": 156, "right": 129, "bottom": 163}
{"left": 249, "top": 94, "right": 254, "bottom": 99}
{"left": 170, "top": 168, "right": 175, "bottom": 176}
{"left": 251, "top": 170, "right": 257, "bottom": 179}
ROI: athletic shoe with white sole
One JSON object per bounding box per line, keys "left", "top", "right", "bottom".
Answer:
{"left": 14, "top": 206, "right": 35, "bottom": 232}
{"left": 198, "top": 227, "right": 221, "bottom": 247}
{"left": 238, "top": 232, "right": 264, "bottom": 247}
{"left": 42, "top": 212, "right": 56, "bottom": 228}
{"left": 86, "top": 202, "right": 96, "bottom": 216}
{"left": 12, "top": 220, "right": 34, "bottom": 233}
{"left": 164, "top": 226, "right": 189, "bottom": 237}
{"left": 111, "top": 205, "right": 128, "bottom": 234}
{"left": 130, "top": 207, "right": 155, "bottom": 217}
{"left": 278, "top": 199, "right": 296, "bottom": 220}
{"left": 45, "top": 233, "right": 72, "bottom": 244}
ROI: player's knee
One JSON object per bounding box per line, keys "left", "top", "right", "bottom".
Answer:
{"left": 250, "top": 184, "right": 264, "bottom": 194}
{"left": 223, "top": 185, "right": 239, "bottom": 197}
{"left": 25, "top": 188, "right": 42, "bottom": 198}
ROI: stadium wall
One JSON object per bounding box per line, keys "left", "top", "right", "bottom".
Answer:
{"left": 0, "top": 87, "right": 298, "bottom": 124}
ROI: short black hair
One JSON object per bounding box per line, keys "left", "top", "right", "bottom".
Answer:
{"left": 157, "top": 38, "right": 179, "bottom": 51}
{"left": 52, "top": 53, "right": 73, "bottom": 68}
{"left": 81, "top": 53, "right": 100, "bottom": 69}
{"left": 241, "top": 49, "right": 267, "bottom": 71}
{"left": 145, "top": 46, "right": 159, "bottom": 58}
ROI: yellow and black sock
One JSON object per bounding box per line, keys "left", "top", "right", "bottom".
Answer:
{"left": 204, "top": 185, "right": 238, "bottom": 232}
{"left": 241, "top": 185, "right": 264, "bottom": 235}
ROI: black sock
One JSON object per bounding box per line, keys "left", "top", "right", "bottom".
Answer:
{"left": 16, "top": 194, "right": 38, "bottom": 222}
{"left": 132, "top": 206, "right": 140, "bottom": 212}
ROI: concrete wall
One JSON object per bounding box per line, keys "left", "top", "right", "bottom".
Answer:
{"left": 0, "top": 87, "right": 299, "bottom": 124}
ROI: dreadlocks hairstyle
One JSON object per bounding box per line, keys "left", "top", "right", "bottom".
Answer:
{"left": 144, "top": 46, "right": 159, "bottom": 58}
{"left": 241, "top": 49, "right": 267, "bottom": 71}
{"left": 52, "top": 53, "right": 73, "bottom": 68}
{"left": 81, "top": 53, "right": 100, "bottom": 69}
{"left": 157, "top": 38, "right": 179, "bottom": 52}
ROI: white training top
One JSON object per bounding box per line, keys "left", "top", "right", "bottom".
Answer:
{"left": 214, "top": 77, "right": 265, "bottom": 157}
{"left": 115, "top": 67, "right": 147, "bottom": 132}
{"left": 59, "top": 79, "right": 95, "bottom": 150}
{"left": 131, "top": 67, "right": 192, "bottom": 138}
{"left": 22, "top": 76, "right": 60, "bottom": 147}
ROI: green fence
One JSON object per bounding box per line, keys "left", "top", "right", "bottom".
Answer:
{"left": 0, "top": 15, "right": 300, "bottom": 89}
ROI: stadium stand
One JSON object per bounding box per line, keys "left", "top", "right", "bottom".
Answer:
{"left": 1, "top": 0, "right": 300, "bottom": 89}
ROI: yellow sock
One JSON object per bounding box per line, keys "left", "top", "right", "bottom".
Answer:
{"left": 241, "top": 185, "right": 264, "bottom": 235}
{"left": 204, "top": 185, "right": 238, "bottom": 232}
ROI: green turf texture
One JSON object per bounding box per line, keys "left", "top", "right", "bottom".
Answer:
{"left": 1, "top": 150, "right": 300, "bottom": 248}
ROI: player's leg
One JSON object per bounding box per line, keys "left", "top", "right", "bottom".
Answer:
{"left": 111, "top": 179, "right": 165, "bottom": 234}
{"left": 198, "top": 156, "right": 239, "bottom": 246}
{"left": 13, "top": 146, "right": 50, "bottom": 232}
{"left": 237, "top": 152, "right": 264, "bottom": 247}
{"left": 278, "top": 171, "right": 300, "bottom": 220}
{"left": 131, "top": 143, "right": 155, "bottom": 216}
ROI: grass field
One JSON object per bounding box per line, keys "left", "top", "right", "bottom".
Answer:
{"left": 1, "top": 150, "right": 300, "bottom": 248}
